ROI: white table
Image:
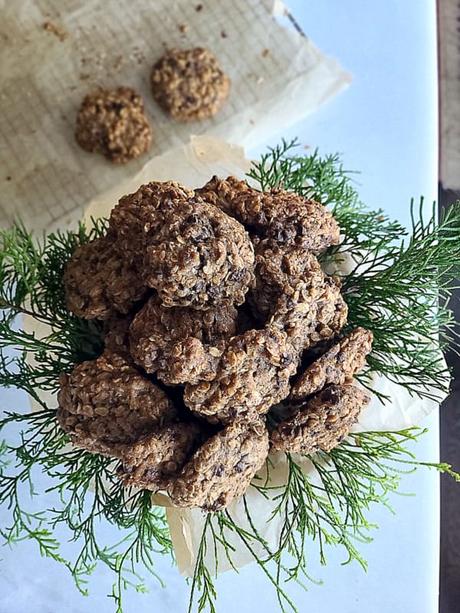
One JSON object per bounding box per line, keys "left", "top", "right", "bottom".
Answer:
{"left": 0, "top": 2, "right": 439, "bottom": 612}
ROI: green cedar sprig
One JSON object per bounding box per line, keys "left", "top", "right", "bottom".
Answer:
{"left": 0, "top": 141, "right": 459, "bottom": 611}
{"left": 249, "top": 139, "right": 460, "bottom": 401}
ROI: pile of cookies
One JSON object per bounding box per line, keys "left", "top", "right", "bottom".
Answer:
{"left": 58, "top": 178, "right": 373, "bottom": 511}
{"left": 75, "top": 48, "right": 230, "bottom": 164}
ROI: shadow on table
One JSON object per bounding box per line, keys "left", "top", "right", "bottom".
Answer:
{"left": 439, "top": 185, "right": 460, "bottom": 613}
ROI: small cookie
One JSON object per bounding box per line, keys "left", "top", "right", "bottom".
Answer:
{"left": 108, "top": 181, "right": 194, "bottom": 256}
{"left": 57, "top": 350, "right": 176, "bottom": 456}
{"left": 197, "top": 176, "right": 340, "bottom": 253}
{"left": 250, "top": 239, "right": 324, "bottom": 321}
{"left": 129, "top": 295, "right": 237, "bottom": 383}
{"left": 143, "top": 199, "right": 254, "bottom": 309}
{"left": 151, "top": 47, "right": 230, "bottom": 121}
{"left": 75, "top": 87, "right": 152, "bottom": 163}
{"left": 184, "top": 328, "right": 299, "bottom": 424}
{"left": 64, "top": 236, "right": 147, "bottom": 320}
{"left": 159, "top": 337, "right": 224, "bottom": 385}
{"left": 118, "top": 421, "right": 204, "bottom": 491}
{"left": 109, "top": 181, "right": 254, "bottom": 316}
{"left": 270, "top": 384, "right": 370, "bottom": 454}
{"left": 270, "top": 274, "right": 348, "bottom": 353}
{"left": 170, "top": 418, "right": 269, "bottom": 510}
{"left": 290, "top": 328, "right": 373, "bottom": 399}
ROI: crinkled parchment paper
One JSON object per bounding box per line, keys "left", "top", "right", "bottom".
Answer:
{"left": 75, "top": 134, "right": 448, "bottom": 575}
{"left": 0, "top": 0, "right": 350, "bottom": 231}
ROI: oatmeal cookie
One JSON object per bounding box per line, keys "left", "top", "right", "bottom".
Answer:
{"left": 57, "top": 351, "right": 176, "bottom": 456}
{"left": 269, "top": 270, "right": 347, "bottom": 353}
{"left": 129, "top": 295, "right": 236, "bottom": 383}
{"left": 270, "top": 384, "right": 370, "bottom": 454}
{"left": 290, "top": 328, "right": 373, "bottom": 399}
{"left": 75, "top": 87, "right": 151, "bottom": 163}
{"left": 151, "top": 47, "right": 230, "bottom": 121}
{"left": 170, "top": 418, "right": 269, "bottom": 510}
{"left": 184, "top": 328, "right": 299, "bottom": 423}
{"left": 248, "top": 239, "right": 347, "bottom": 351}
{"left": 195, "top": 175, "right": 252, "bottom": 217}
{"left": 118, "top": 421, "right": 204, "bottom": 491}
{"left": 307, "top": 276, "right": 348, "bottom": 346}
{"left": 250, "top": 239, "right": 324, "bottom": 320}
{"left": 143, "top": 199, "right": 254, "bottom": 309}
{"left": 109, "top": 181, "right": 194, "bottom": 256}
{"left": 197, "top": 176, "right": 340, "bottom": 253}
{"left": 157, "top": 337, "right": 225, "bottom": 385}
{"left": 64, "top": 236, "right": 147, "bottom": 320}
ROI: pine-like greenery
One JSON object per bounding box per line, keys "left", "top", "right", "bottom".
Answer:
{"left": 1, "top": 140, "right": 459, "bottom": 612}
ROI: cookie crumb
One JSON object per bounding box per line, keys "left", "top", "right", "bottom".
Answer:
{"left": 261, "top": 48, "right": 270, "bottom": 58}
{"left": 221, "top": 30, "right": 227, "bottom": 38}
{"left": 113, "top": 55, "right": 124, "bottom": 70}
{"left": 178, "top": 23, "right": 188, "bottom": 34}
{"left": 131, "top": 47, "right": 146, "bottom": 65}
{"left": 195, "top": 3, "right": 203, "bottom": 11}
{"left": 42, "top": 20, "right": 68, "bottom": 42}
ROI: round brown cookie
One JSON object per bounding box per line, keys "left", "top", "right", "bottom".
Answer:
{"left": 57, "top": 350, "right": 176, "bottom": 456}
{"left": 290, "top": 327, "right": 373, "bottom": 400}
{"left": 270, "top": 274, "right": 348, "bottom": 353}
{"left": 75, "top": 87, "right": 152, "bottom": 163}
{"left": 129, "top": 295, "right": 237, "bottom": 383}
{"left": 117, "top": 421, "right": 205, "bottom": 491}
{"left": 262, "top": 190, "right": 340, "bottom": 252}
{"left": 195, "top": 175, "right": 253, "bottom": 218}
{"left": 250, "top": 239, "right": 324, "bottom": 321}
{"left": 108, "top": 181, "right": 194, "bottom": 256}
{"left": 64, "top": 236, "right": 147, "bottom": 320}
{"left": 143, "top": 199, "right": 254, "bottom": 309}
{"left": 307, "top": 276, "right": 348, "bottom": 346}
{"left": 159, "top": 337, "right": 224, "bottom": 385}
{"left": 170, "top": 418, "right": 269, "bottom": 511}
{"left": 270, "top": 383, "right": 370, "bottom": 454}
{"left": 196, "top": 176, "right": 340, "bottom": 253}
{"left": 151, "top": 47, "right": 230, "bottom": 121}
{"left": 184, "top": 327, "right": 299, "bottom": 424}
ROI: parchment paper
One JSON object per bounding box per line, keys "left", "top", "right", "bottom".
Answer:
{"left": 0, "top": 0, "right": 351, "bottom": 232}
{"left": 76, "top": 135, "right": 449, "bottom": 576}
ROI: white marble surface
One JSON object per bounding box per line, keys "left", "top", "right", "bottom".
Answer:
{"left": 0, "top": 1, "right": 440, "bottom": 612}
